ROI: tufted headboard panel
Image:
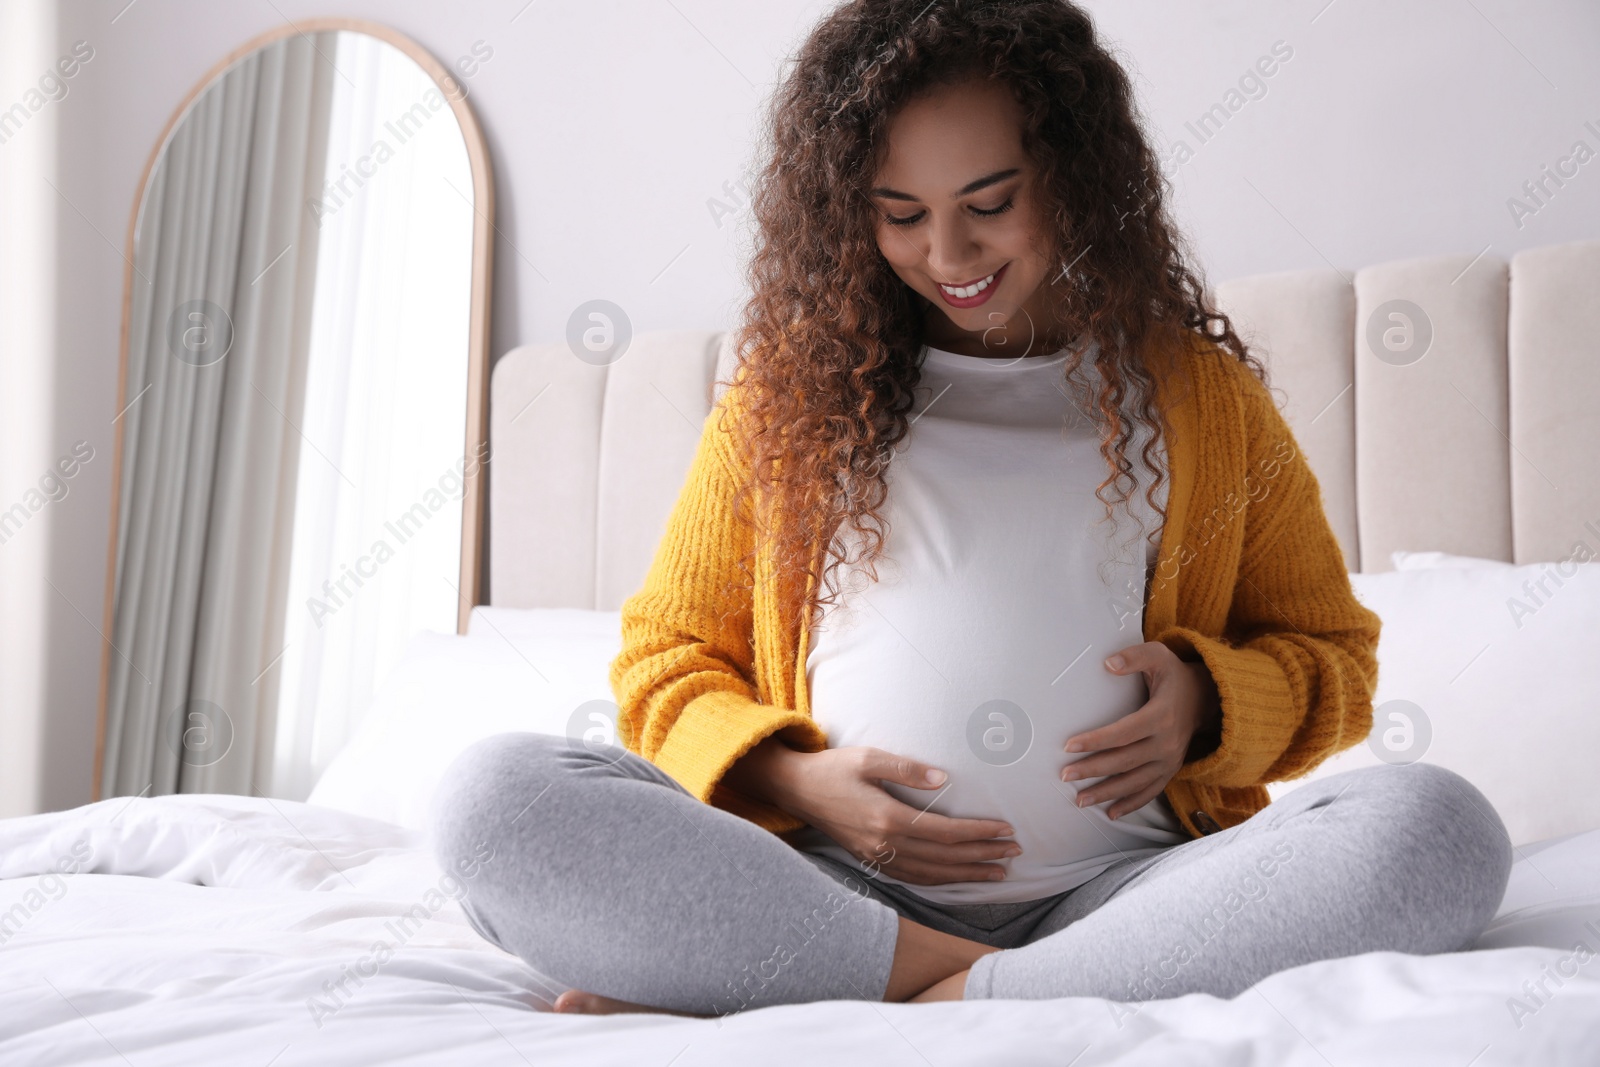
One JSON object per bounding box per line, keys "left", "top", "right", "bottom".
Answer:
{"left": 488, "top": 329, "right": 738, "bottom": 610}
{"left": 1214, "top": 237, "right": 1600, "bottom": 571}
{"left": 489, "top": 239, "right": 1600, "bottom": 609}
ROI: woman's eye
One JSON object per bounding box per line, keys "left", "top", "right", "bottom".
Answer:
{"left": 883, "top": 197, "right": 1015, "bottom": 228}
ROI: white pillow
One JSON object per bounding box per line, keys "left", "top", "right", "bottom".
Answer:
{"left": 1265, "top": 560, "right": 1600, "bottom": 846}
{"left": 306, "top": 607, "right": 623, "bottom": 831}
{"left": 1390, "top": 550, "right": 1515, "bottom": 570}
{"left": 1476, "top": 827, "right": 1600, "bottom": 951}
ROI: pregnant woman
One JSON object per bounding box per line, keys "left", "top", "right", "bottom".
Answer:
{"left": 433, "top": 0, "right": 1511, "bottom": 1013}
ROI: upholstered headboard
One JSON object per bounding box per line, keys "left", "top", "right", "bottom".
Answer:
{"left": 488, "top": 238, "right": 1600, "bottom": 609}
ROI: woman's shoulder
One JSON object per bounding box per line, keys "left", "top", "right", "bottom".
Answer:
{"left": 703, "top": 363, "right": 774, "bottom": 487}
{"left": 1161, "top": 330, "right": 1265, "bottom": 389}
{"left": 1160, "top": 331, "right": 1280, "bottom": 429}
{"left": 1154, "top": 331, "right": 1308, "bottom": 504}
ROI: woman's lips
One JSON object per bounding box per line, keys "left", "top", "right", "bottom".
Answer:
{"left": 936, "top": 262, "right": 1008, "bottom": 308}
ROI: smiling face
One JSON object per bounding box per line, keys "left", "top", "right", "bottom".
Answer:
{"left": 869, "top": 73, "right": 1072, "bottom": 360}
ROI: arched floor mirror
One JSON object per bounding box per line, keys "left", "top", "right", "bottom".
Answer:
{"left": 95, "top": 19, "right": 493, "bottom": 805}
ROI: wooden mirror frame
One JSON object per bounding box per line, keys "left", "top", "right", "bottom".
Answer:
{"left": 92, "top": 18, "right": 494, "bottom": 802}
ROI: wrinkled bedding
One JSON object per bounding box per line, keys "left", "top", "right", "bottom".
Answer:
{"left": 2, "top": 793, "right": 1598, "bottom": 1066}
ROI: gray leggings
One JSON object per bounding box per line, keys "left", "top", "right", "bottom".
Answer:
{"left": 430, "top": 732, "right": 1512, "bottom": 1014}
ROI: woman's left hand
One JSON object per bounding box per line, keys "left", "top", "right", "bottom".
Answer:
{"left": 1060, "top": 641, "right": 1222, "bottom": 820}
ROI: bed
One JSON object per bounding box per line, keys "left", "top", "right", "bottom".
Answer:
{"left": 5, "top": 239, "right": 1600, "bottom": 1065}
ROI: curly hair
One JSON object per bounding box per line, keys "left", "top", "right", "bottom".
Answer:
{"left": 717, "top": 0, "right": 1265, "bottom": 628}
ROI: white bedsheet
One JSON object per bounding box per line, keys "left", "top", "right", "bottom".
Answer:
{"left": 2, "top": 794, "right": 1599, "bottom": 1066}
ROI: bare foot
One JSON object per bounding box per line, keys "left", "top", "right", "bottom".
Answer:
{"left": 551, "top": 989, "right": 705, "bottom": 1017}
{"left": 909, "top": 968, "right": 968, "bottom": 1002}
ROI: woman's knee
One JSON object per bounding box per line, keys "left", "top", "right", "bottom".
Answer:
{"left": 430, "top": 733, "right": 585, "bottom": 866}
{"left": 429, "top": 731, "right": 680, "bottom": 866}
{"left": 1379, "top": 762, "right": 1509, "bottom": 858}
{"left": 1351, "top": 762, "right": 1513, "bottom": 933}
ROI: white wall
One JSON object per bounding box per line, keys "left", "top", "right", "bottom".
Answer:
{"left": 6, "top": 0, "right": 1598, "bottom": 815}
{"left": 0, "top": 0, "right": 60, "bottom": 819}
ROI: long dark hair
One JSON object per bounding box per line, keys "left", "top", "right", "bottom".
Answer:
{"left": 720, "top": 0, "right": 1264, "bottom": 622}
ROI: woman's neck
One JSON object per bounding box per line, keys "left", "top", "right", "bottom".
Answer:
{"left": 923, "top": 333, "right": 1081, "bottom": 360}
{"left": 922, "top": 310, "right": 1081, "bottom": 360}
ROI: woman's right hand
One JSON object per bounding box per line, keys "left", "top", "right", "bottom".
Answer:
{"left": 726, "top": 738, "right": 1020, "bottom": 885}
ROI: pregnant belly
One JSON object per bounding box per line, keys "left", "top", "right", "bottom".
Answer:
{"left": 806, "top": 642, "right": 1188, "bottom": 904}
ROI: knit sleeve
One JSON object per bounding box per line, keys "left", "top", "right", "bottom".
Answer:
{"left": 608, "top": 386, "right": 827, "bottom": 830}
{"left": 1159, "top": 361, "right": 1381, "bottom": 790}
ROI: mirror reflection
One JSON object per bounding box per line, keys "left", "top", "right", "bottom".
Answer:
{"left": 101, "top": 29, "right": 485, "bottom": 803}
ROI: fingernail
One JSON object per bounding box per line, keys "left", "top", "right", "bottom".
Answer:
{"left": 1061, "top": 768, "right": 1077, "bottom": 781}
{"left": 1001, "top": 826, "right": 1015, "bottom": 837}
{"left": 988, "top": 870, "right": 1005, "bottom": 880}
{"left": 926, "top": 768, "right": 946, "bottom": 786}
{"left": 1065, "top": 741, "right": 1082, "bottom": 753}
{"left": 1105, "top": 655, "right": 1125, "bottom": 671}
{"left": 1004, "top": 846, "right": 1022, "bottom": 858}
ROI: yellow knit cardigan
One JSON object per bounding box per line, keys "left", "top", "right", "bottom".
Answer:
{"left": 609, "top": 336, "right": 1381, "bottom": 842}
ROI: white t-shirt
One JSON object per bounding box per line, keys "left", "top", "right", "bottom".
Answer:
{"left": 796, "top": 340, "right": 1189, "bottom": 904}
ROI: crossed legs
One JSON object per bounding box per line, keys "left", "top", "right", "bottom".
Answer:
{"left": 431, "top": 734, "right": 1512, "bottom": 1013}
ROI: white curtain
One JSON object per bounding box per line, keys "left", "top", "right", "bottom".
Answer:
{"left": 267, "top": 33, "right": 474, "bottom": 800}
{"left": 102, "top": 35, "right": 336, "bottom": 798}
